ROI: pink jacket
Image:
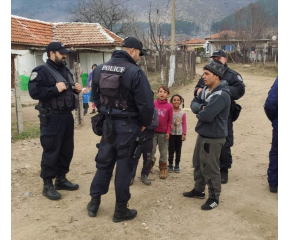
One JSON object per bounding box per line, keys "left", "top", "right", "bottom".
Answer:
{"left": 154, "top": 98, "right": 173, "bottom": 134}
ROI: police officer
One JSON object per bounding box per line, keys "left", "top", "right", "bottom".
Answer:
{"left": 28, "top": 42, "right": 82, "bottom": 200}
{"left": 87, "top": 37, "right": 154, "bottom": 222}
{"left": 194, "top": 50, "right": 245, "bottom": 184}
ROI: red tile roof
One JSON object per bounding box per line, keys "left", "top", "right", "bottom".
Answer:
{"left": 205, "top": 30, "right": 237, "bottom": 40}
{"left": 183, "top": 38, "right": 206, "bottom": 45}
{"left": 11, "top": 15, "right": 123, "bottom": 47}
{"left": 53, "top": 22, "right": 123, "bottom": 46}
{"left": 11, "top": 16, "right": 53, "bottom": 45}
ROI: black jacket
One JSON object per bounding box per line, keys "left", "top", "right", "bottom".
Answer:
{"left": 92, "top": 50, "right": 154, "bottom": 127}
{"left": 191, "top": 81, "right": 231, "bottom": 138}
{"left": 194, "top": 64, "right": 245, "bottom": 100}
{"left": 28, "top": 59, "right": 78, "bottom": 106}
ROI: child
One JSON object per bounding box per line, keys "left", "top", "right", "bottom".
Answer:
{"left": 87, "top": 64, "right": 97, "bottom": 114}
{"left": 168, "top": 94, "right": 187, "bottom": 173}
{"left": 82, "top": 88, "right": 91, "bottom": 115}
{"left": 151, "top": 86, "right": 173, "bottom": 179}
{"left": 131, "top": 107, "right": 159, "bottom": 186}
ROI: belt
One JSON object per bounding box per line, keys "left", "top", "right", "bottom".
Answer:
{"left": 50, "top": 109, "right": 72, "bottom": 114}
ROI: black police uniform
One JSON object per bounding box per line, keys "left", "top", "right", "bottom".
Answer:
{"left": 194, "top": 64, "right": 245, "bottom": 172}
{"left": 88, "top": 50, "right": 154, "bottom": 218}
{"left": 28, "top": 59, "right": 79, "bottom": 184}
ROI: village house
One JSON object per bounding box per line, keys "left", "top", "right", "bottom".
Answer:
{"left": 180, "top": 38, "right": 206, "bottom": 54}
{"left": 205, "top": 30, "right": 271, "bottom": 61}
{"left": 11, "top": 15, "right": 123, "bottom": 91}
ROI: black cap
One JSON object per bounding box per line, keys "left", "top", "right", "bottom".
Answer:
{"left": 122, "top": 37, "right": 148, "bottom": 56}
{"left": 203, "top": 60, "right": 225, "bottom": 78}
{"left": 210, "top": 50, "right": 226, "bottom": 58}
{"left": 46, "top": 42, "right": 70, "bottom": 54}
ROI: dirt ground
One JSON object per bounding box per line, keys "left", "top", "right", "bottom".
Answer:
{"left": 11, "top": 64, "right": 278, "bottom": 240}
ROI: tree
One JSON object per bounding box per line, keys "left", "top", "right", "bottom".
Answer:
{"left": 68, "top": 0, "right": 133, "bottom": 36}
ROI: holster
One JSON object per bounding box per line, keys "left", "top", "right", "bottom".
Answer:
{"left": 133, "top": 137, "right": 145, "bottom": 160}
{"left": 91, "top": 113, "right": 105, "bottom": 136}
{"left": 35, "top": 104, "right": 50, "bottom": 126}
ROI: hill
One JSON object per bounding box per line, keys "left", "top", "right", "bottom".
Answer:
{"left": 211, "top": 0, "right": 278, "bottom": 33}
{"left": 11, "top": 0, "right": 258, "bottom": 37}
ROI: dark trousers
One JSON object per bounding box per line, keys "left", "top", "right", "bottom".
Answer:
{"left": 219, "top": 116, "right": 234, "bottom": 170}
{"left": 40, "top": 112, "right": 74, "bottom": 179}
{"left": 90, "top": 119, "right": 140, "bottom": 204}
{"left": 83, "top": 103, "right": 89, "bottom": 115}
{"left": 132, "top": 138, "right": 153, "bottom": 178}
{"left": 268, "top": 127, "right": 278, "bottom": 187}
{"left": 168, "top": 135, "right": 183, "bottom": 166}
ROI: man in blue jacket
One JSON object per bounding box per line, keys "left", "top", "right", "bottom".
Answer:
{"left": 183, "top": 60, "right": 231, "bottom": 210}
{"left": 264, "top": 76, "right": 278, "bottom": 193}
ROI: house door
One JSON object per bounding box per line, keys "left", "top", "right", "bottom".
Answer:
{"left": 11, "top": 55, "right": 15, "bottom": 88}
{"left": 69, "top": 52, "right": 79, "bottom": 69}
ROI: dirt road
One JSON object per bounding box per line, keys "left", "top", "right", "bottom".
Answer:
{"left": 11, "top": 64, "right": 278, "bottom": 240}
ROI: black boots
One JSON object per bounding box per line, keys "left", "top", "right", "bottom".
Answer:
{"left": 42, "top": 178, "right": 61, "bottom": 200}
{"left": 112, "top": 203, "right": 137, "bottom": 223}
{"left": 55, "top": 176, "right": 79, "bottom": 191}
{"left": 87, "top": 196, "right": 101, "bottom": 217}
{"left": 269, "top": 185, "right": 278, "bottom": 193}
{"left": 220, "top": 168, "right": 228, "bottom": 184}
{"left": 90, "top": 109, "right": 96, "bottom": 114}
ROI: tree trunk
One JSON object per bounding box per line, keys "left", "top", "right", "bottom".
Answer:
{"left": 74, "top": 62, "right": 84, "bottom": 126}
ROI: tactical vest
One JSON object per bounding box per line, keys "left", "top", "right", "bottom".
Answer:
{"left": 97, "top": 60, "right": 136, "bottom": 111}
{"left": 43, "top": 64, "right": 78, "bottom": 111}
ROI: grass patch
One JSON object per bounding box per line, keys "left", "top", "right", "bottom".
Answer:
{"left": 227, "top": 63, "right": 278, "bottom": 79}
{"left": 11, "top": 121, "right": 40, "bottom": 141}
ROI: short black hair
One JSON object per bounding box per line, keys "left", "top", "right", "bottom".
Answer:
{"left": 47, "top": 50, "right": 56, "bottom": 59}
{"left": 92, "top": 64, "right": 97, "bottom": 69}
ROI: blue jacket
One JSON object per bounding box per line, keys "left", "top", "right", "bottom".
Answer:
{"left": 264, "top": 76, "right": 278, "bottom": 129}
{"left": 83, "top": 91, "right": 91, "bottom": 104}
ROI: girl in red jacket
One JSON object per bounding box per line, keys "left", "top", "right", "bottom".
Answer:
{"left": 151, "top": 86, "right": 173, "bottom": 179}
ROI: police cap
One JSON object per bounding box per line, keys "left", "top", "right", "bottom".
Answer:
{"left": 122, "top": 37, "right": 148, "bottom": 56}
{"left": 210, "top": 50, "right": 226, "bottom": 58}
{"left": 46, "top": 42, "right": 70, "bottom": 54}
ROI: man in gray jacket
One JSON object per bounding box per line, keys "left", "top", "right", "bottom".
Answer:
{"left": 183, "top": 60, "right": 231, "bottom": 210}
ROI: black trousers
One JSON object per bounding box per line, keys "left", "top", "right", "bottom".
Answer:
{"left": 83, "top": 103, "right": 89, "bottom": 115}
{"left": 219, "top": 116, "right": 234, "bottom": 170}
{"left": 132, "top": 138, "right": 153, "bottom": 178}
{"left": 168, "top": 135, "right": 183, "bottom": 166}
{"left": 40, "top": 112, "right": 74, "bottom": 179}
{"left": 90, "top": 119, "right": 140, "bottom": 204}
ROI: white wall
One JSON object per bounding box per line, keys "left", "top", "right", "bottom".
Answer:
{"left": 13, "top": 50, "right": 35, "bottom": 76}
{"left": 79, "top": 52, "right": 104, "bottom": 74}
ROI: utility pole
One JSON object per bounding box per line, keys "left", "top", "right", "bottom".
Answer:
{"left": 168, "top": 0, "right": 175, "bottom": 87}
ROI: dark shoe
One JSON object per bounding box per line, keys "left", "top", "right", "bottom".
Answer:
{"left": 55, "top": 176, "right": 79, "bottom": 191}
{"left": 87, "top": 196, "right": 101, "bottom": 217}
{"left": 183, "top": 188, "right": 205, "bottom": 199}
{"left": 130, "top": 178, "right": 134, "bottom": 186}
{"left": 112, "top": 203, "right": 137, "bottom": 223}
{"left": 174, "top": 165, "right": 180, "bottom": 173}
{"left": 42, "top": 178, "right": 61, "bottom": 200}
{"left": 90, "top": 109, "right": 96, "bottom": 114}
{"left": 141, "top": 174, "right": 151, "bottom": 185}
{"left": 269, "top": 186, "right": 278, "bottom": 193}
{"left": 201, "top": 198, "right": 219, "bottom": 210}
{"left": 220, "top": 169, "right": 228, "bottom": 184}
{"left": 168, "top": 164, "right": 173, "bottom": 173}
